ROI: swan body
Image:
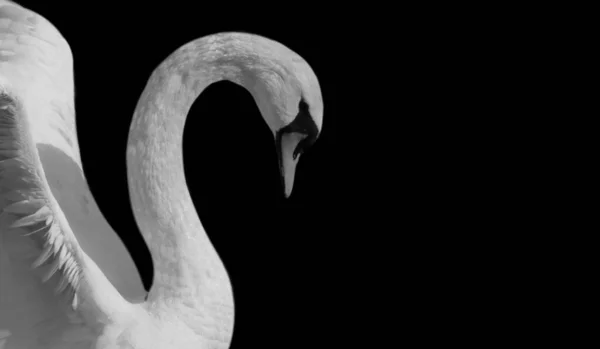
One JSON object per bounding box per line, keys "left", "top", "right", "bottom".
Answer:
{"left": 0, "top": 1, "right": 323, "bottom": 348}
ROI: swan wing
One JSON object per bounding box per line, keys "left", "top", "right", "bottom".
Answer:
{"left": 0, "top": 0, "right": 147, "bottom": 304}
{"left": 0, "top": 87, "right": 138, "bottom": 348}
{"left": 0, "top": 1, "right": 139, "bottom": 347}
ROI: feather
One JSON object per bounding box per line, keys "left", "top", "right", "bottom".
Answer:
{"left": 9, "top": 204, "right": 51, "bottom": 227}
{"left": 56, "top": 257, "right": 77, "bottom": 293}
{"left": 0, "top": 157, "right": 24, "bottom": 167}
{"left": 42, "top": 246, "right": 65, "bottom": 282}
{"left": 2, "top": 198, "right": 45, "bottom": 214}
{"left": 31, "top": 242, "right": 53, "bottom": 268}
{"left": 21, "top": 220, "right": 52, "bottom": 236}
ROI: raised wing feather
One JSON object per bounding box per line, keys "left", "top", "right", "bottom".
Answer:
{"left": 0, "top": 9, "right": 136, "bottom": 342}
{"left": 0, "top": 90, "right": 98, "bottom": 346}
{"left": 0, "top": 88, "right": 149, "bottom": 348}
{"left": 0, "top": 0, "right": 147, "bottom": 305}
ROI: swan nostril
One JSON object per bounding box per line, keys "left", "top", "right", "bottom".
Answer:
{"left": 293, "top": 132, "right": 317, "bottom": 160}
{"left": 293, "top": 139, "right": 308, "bottom": 160}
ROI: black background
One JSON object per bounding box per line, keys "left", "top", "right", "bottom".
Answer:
{"left": 17, "top": 1, "right": 339, "bottom": 347}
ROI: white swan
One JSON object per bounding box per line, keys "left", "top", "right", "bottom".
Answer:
{"left": 0, "top": 1, "right": 323, "bottom": 348}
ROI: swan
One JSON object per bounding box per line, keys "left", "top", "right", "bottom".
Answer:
{"left": 0, "top": 1, "right": 323, "bottom": 348}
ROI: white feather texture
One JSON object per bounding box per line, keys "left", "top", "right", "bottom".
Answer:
{"left": 0, "top": 1, "right": 323, "bottom": 348}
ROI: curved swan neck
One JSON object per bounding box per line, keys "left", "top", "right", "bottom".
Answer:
{"left": 126, "top": 34, "right": 285, "bottom": 307}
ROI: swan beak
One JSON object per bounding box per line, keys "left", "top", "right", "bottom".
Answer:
{"left": 277, "top": 132, "right": 303, "bottom": 198}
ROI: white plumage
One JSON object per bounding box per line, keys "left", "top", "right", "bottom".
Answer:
{"left": 0, "top": 1, "right": 323, "bottom": 348}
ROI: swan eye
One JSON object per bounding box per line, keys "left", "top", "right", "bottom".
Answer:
{"left": 280, "top": 97, "right": 318, "bottom": 161}
{"left": 298, "top": 98, "right": 310, "bottom": 115}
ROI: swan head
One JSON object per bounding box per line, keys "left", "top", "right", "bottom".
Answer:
{"left": 274, "top": 94, "right": 321, "bottom": 198}
{"left": 249, "top": 51, "right": 323, "bottom": 198}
